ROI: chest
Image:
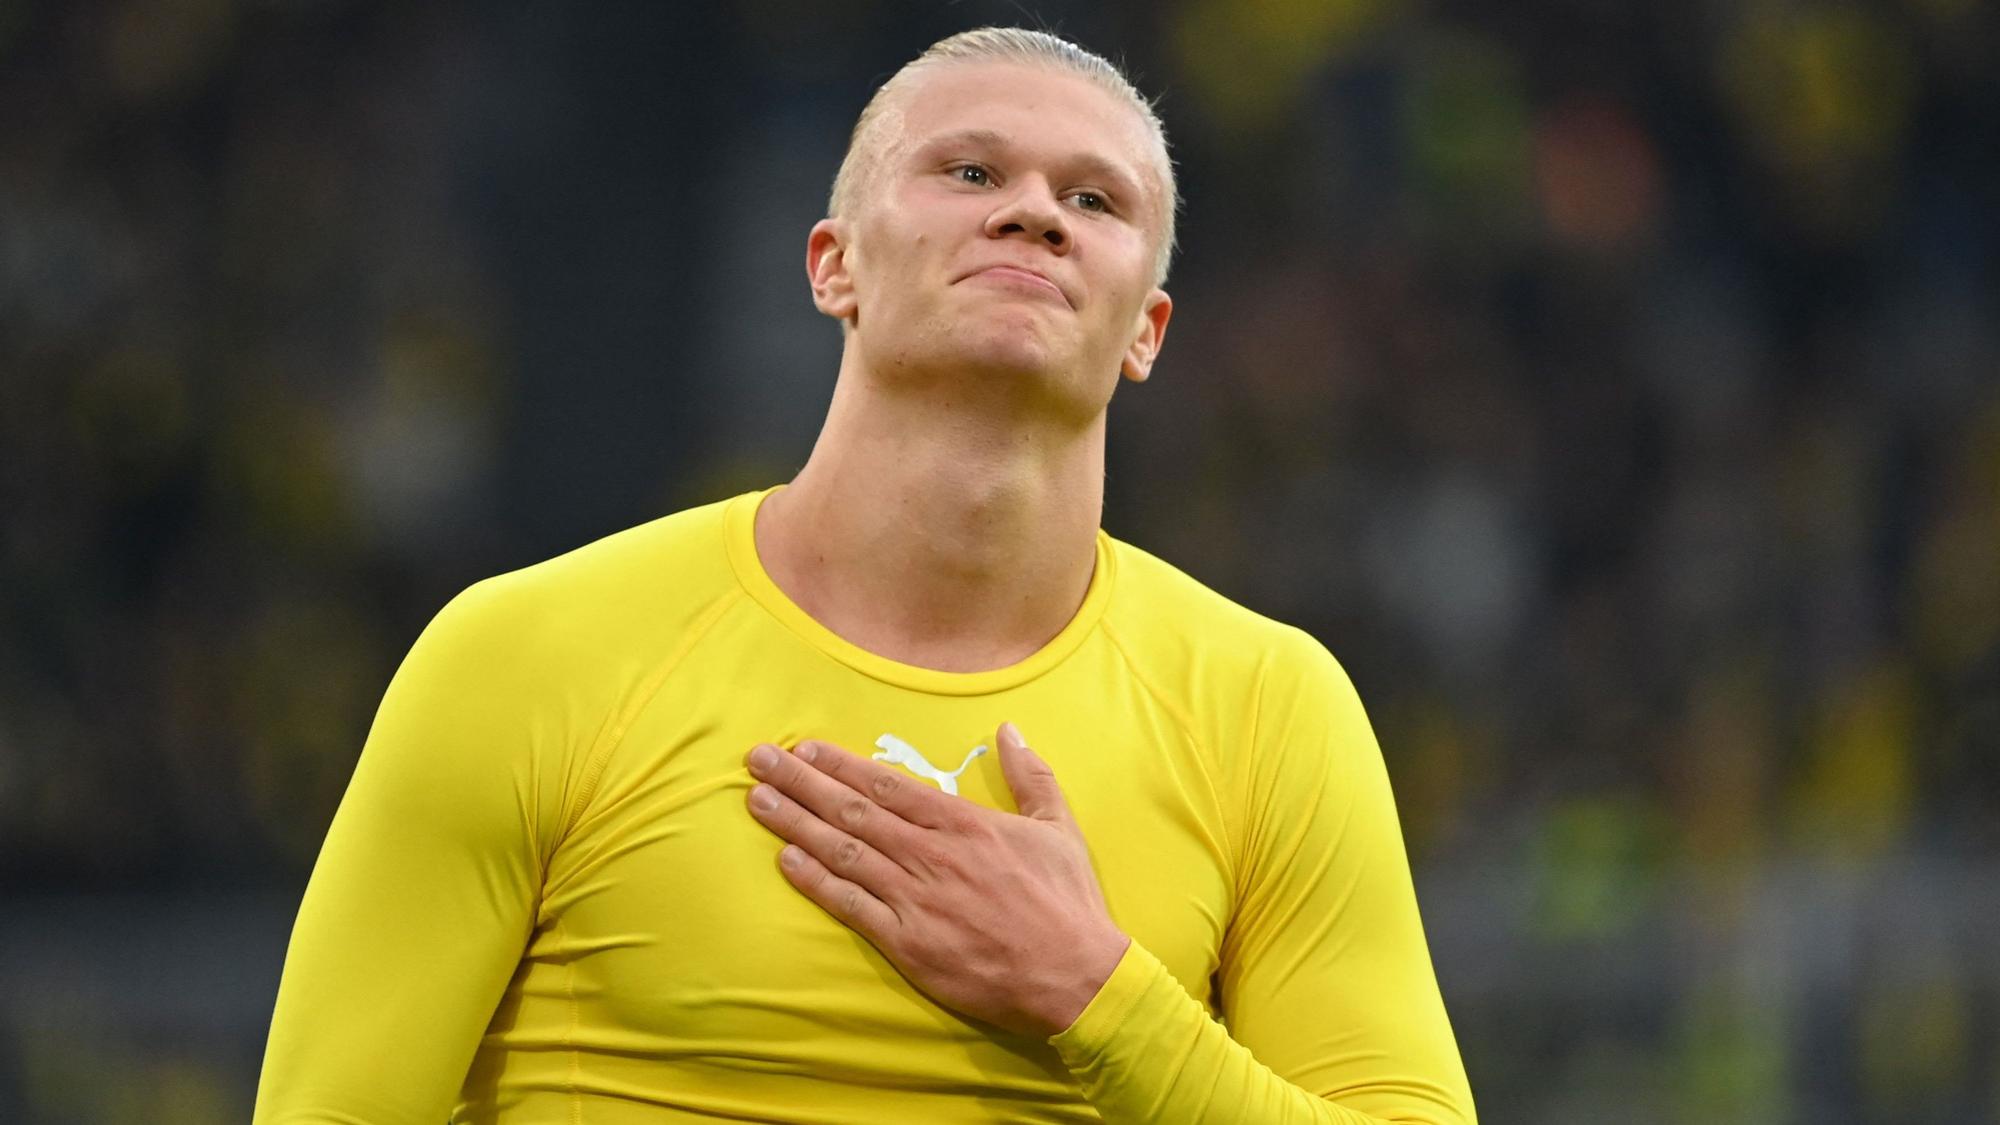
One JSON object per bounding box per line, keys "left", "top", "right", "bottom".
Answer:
{"left": 530, "top": 661, "right": 1237, "bottom": 1051}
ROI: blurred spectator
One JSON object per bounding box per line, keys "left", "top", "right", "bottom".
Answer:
{"left": 2, "top": 1, "right": 1995, "bottom": 1120}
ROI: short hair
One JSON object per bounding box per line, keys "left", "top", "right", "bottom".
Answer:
{"left": 828, "top": 27, "right": 1180, "bottom": 287}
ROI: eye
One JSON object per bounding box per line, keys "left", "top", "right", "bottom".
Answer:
{"left": 1070, "top": 191, "right": 1109, "bottom": 214}
{"left": 953, "top": 164, "right": 992, "bottom": 186}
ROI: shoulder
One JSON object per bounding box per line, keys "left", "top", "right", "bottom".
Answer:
{"left": 422, "top": 494, "right": 742, "bottom": 662}
{"left": 1101, "top": 534, "right": 1351, "bottom": 705}
{"left": 1104, "top": 535, "right": 1333, "bottom": 666}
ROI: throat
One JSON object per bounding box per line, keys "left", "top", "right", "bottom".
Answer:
{"left": 754, "top": 479, "right": 1100, "bottom": 675}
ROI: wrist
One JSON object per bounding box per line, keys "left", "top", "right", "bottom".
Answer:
{"left": 1033, "top": 927, "right": 1130, "bottom": 1038}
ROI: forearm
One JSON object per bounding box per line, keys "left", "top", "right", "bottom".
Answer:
{"left": 1051, "top": 941, "right": 1469, "bottom": 1125}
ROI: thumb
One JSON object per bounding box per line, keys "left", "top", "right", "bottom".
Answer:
{"left": 996, "top": 721, "right": 1072, "bottom": 824}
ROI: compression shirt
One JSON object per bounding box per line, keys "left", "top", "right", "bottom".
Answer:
{"left": 254, "top": 487, "right": 1475, "bottom": 1124}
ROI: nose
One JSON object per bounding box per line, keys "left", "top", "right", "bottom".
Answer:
{"left": 983, "top": 177, "right": 1071, "bottom": 253}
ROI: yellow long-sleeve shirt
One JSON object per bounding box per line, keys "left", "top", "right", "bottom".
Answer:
{"left": 254, "top": 487, "right": 1476, "bottom": 1124}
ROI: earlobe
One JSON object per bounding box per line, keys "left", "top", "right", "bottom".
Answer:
{"left": 807, "top": 219, "right": 859, "bottom": 322}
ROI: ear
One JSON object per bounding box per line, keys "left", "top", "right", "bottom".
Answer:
{"left": 807, "top": 218, "right": 859, "bottom": 324}
{"left": 1119, "top": 288, "right": 1173, "bottom": 384}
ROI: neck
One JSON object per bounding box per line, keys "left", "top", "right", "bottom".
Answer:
{"left": 754, "top": 352, "right": 1106, "bottom": 674}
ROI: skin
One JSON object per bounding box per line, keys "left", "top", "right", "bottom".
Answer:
{"left": 746, "top": 725, "right": 1118, "bottom": 1037}
{"left": 743, "top": 60, "right": 1176, "bottom": 1037}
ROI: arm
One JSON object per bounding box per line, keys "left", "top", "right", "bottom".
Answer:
{"left": 1048, "top": 632, "right": 1476, "bottom": 1125}
{"left": 254, "top": 581, "right": 552, "bottom": 1124}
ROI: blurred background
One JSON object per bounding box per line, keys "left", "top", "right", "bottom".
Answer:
{"left": 2, "top": 0, "right": 1996, "bottom": 1121}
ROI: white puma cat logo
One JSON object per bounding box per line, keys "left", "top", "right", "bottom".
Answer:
{"left": 872, "top": 733, "right": 988, "bottom": 796}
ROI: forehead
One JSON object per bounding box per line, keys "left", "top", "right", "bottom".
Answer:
{"left": 885, "top": 62, "right": 1164, "bottom": 199}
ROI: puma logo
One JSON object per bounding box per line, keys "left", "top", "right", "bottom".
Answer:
{"left": 872, "top": 734, "right": 988, "bottom": 796}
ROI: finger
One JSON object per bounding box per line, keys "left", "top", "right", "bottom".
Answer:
{"left": 794, "top": 739, "right": 960, "bottom": 831}
{"left": 774, "top": 842, "right": 902, "bottom": 946}
{"left": 746, "top": 782, "right": 912, "bottom": 899}
{"left": 996, "top": 721, "right": 1074, "bottom": 824}
{"left": 747, "top": 742, "right": 925, "bottom": 856}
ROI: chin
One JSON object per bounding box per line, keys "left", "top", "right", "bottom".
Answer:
{"left": 949, "top": 309, "right": 1067, "bottom": 374}
{"left": 866, "top": 312, "right": 1109, "bottom": 416}
{"left": 951, "top": 336, "right": 1117, "bottom": 422}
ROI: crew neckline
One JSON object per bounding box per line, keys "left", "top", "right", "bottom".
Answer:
{"left": 722, "top": 487, "right": 1117, "bottom": 696}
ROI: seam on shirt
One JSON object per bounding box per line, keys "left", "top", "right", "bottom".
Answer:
{"left": 527, "top": 724, "right": 553, "bottom": 927}
{"left": 1097, "top": 620, "right": 1237, "bottom": 899}
{"left": 1228, "top": 635, "right": 1359, "bottom": 982}
{"left": 557, "top": 587, "right": 746, "bottom": 846}
{"left": 558, "top": 911, "right": 582, "bottom": 1124}
{"left": 1213, "top": 644, "right": 1276, "bottom": 985}
{"left": 1232, "top": 649, "right": 1275, "bottom": 908}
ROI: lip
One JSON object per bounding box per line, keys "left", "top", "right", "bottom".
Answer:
{"left": 960, "top": 264, "right": 1073, "bottom": 308}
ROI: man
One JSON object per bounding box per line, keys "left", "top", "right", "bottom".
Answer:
{"left": 255, "top": 27, "right": 1476, "bottom": 1125}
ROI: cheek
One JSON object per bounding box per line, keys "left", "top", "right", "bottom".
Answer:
{"left": 1090, "top": 279, "right": 1144, "bottom": 338}
{"left": 1087, "top": 234, "right": 1149, "bottom": 299}
{"left": 870, "top": 230, "right": 933, "bottom": 285}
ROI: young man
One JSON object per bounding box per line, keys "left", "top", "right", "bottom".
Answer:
{"left": 256, "top": 28, "right": 1476, "bottom": 1125}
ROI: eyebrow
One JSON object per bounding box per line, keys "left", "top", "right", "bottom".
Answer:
{"left": 912, "top": 127, "right": 1150, "bottom": 206}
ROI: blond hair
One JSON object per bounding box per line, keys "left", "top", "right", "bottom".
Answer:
{"left": 828, "top": 27, "right": 1179, "bottom": 286}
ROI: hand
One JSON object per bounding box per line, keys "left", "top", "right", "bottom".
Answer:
{"left": 744, "top": 722, "right": 1130, "bottom": 1038}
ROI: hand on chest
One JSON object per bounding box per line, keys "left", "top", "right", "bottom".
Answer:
{"left": 541, "top": 699, "right": 1234, "bottom": 1033}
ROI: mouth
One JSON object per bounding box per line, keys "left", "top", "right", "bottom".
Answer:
{"left": 959, "top": 265, "right": 1073, "bottom": 309}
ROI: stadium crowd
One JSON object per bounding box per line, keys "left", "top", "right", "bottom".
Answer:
{"left": 1, "top": 1, "right": 1994, "bottom": 1121}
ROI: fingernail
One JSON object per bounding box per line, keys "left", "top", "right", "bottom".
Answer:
{"left": 748, "top": 746, "right": 778, "bottom": 774}
{"left": 1000, "top": 721, "right": 1023, "bottom": 746}
{"left": 794, "top": 742, "right": 818, "bottom": 763}
{"left": 749, "top": 784, "right": 778, "bottom": 812}
{"left": 780, "top": 845, "right": 804, "bottom": 868}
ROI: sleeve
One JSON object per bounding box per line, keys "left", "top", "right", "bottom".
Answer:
{"left": 1049, "top": 630, "right": 1476, "bottom": 1125}
{"left": 253, "top": 579, "right": 559, "bottom": 1124}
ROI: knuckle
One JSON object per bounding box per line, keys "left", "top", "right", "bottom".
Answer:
{"left": 834, "top": 837, "right": 862, "bottom": 871}
{"left": 871, "top": 771, "right": 902, "bottom": 801}
{"left": 840, "top": 796, "right": 870, "bottom": 830}
{"left": 839, "top": 885, "right": 863, "bottom": 917}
